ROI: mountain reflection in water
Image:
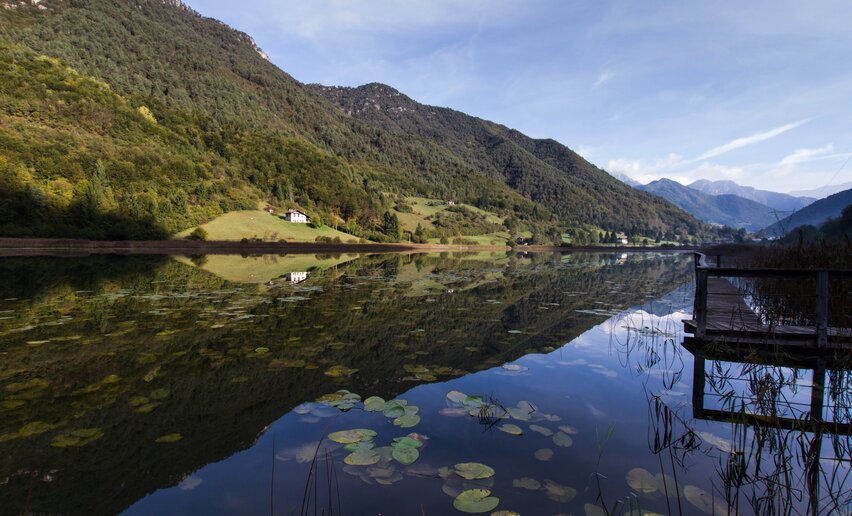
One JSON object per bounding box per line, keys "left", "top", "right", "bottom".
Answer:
{"left": 0, "top": 252, "right": 848, "bottom": 515}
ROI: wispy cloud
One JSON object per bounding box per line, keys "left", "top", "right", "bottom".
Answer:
{"left": 696, "top": 119, "right": 809, "bottom": 160}
{"left": 606, "top": 153, "right": 682, "bottom": 183}
{"left": 779, "top": 143, "right": 834, "bottom": 165}
{"left": 594, "top": 70, "right": 614, "bottom": 88}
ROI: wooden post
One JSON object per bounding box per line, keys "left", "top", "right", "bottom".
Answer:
{"left": 810, "top": 359, "right": 826, "bottom": 425}
{"left": 691, "top": 345, "right": 706, "bottom": 418}
{"left": 816, "top": 271, "right": 828, "bottom": 348}
{"left": 695, "top": 268, "right": 708, "bottom": 339}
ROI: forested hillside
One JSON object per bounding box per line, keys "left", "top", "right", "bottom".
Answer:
{"left": 311, "top": 83, "right": 703, "bottom": 238}
{"left": 0, "top": 0, "right": 708, "bottom": 240}
{"left": 765, "top": 188, "right": 852, "bottom": 237}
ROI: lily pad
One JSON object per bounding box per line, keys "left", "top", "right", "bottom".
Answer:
{"left": 626, "top": 467, "right": 657, "bottom": 494}
{"left": 453, "top": 489, "right": 500, "bottom": 514}
{"left": 455, "top": 462, "right": 495, "bottom": 480}
{"left": 18, "top": 421, "right": 55, "bottom": 437}
{"left": 529, "top": 425, "right": 553, "bottom": 436}
{"left": 344, "top": 441, "right": 376, "bottom": 452}
{"left": 463, "top": 395, "right": 484, "bottom": 408}
{"left": 392, "top": 436, "right": 423, "bottom": 449}
{"left": 534, "top": 448, "right": 553, "bottom": 461}
{"left": 557, "top": 425, "right": 579, "bottom": 435}
{"left": 155, "top": 433, "right": 183, "bottom": 443}
{"left": 492, "top": 512, "right": 520, "bottom": 516}
{"left": 498, "top": 424, "right": 523, "bottom": 436}
{"left": 512, "top": 477, "right": 541, "bottom": 490}
{"left": 516, "top": 400, "right": 536, "bottom": 413}
{"left": 325, "top": 365, "right": 358, "bottom": 377}
{"left": 150, "top": 388, "right": 170, "bottom": 400}
{"left": 328, "top": 429, "right": 377, "bottom": 444}
{"left": 552, "top": 432, "right": 573, "bottom": 447}
{"left": 51, "top": 428, "right": 104, "bottom": 448}
{"left": 543, "top": 479, "right": 576, "bottom": 503}
{"left": 373, "top": 446, "right": 394, "bottom": 461}
{"left": 506, "top": 408, "right": 531, "bottom": 421}
{"left": 392, "top": 446, "right": 419, "bottom": 465}
{"left": 394, "top": 414, "right": 421, "bottom": 428}
{"left": 364, "top": 396, "right": 386, "bottom": 411}
{"left": 383, "top": 400, "right": 408, "bottom": 418}
{"left": 344, "top": 449, "right": 381, "bottom": 466}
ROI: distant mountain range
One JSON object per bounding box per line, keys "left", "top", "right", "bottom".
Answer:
{"left": 636, "top": 179, "right": 777, "bottom": 231}
{"left": 765, "top": 188, "right": 852, "bottom": 236}
{"left": 687, "top": 179, "right": 814, "bottom": 213}
{"left": 608, "top": 174, "right": 851, "bottom": 233}
{"left": 789, "top": 181, "right": 852, "bottom": 200}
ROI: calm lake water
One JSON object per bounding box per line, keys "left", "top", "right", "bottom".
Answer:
{"left": 0, "top": 251, "right": 848, "bottom": 515}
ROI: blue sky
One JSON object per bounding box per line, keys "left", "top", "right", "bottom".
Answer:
{"left": 185, "top": 0, "right": 852, "bottom": 193}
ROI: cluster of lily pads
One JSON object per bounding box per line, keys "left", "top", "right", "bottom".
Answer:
{"left": 441, "top": 390, "right": 576, "bottom": 451}
{"left": 625, "top": 467, "right": 729, "bottom": 515}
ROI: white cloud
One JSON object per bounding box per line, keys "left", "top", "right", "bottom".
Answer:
{"left": 605, "top": 153, "right": 682, "bottom": 183}
{"left": 696, "top": 119, "right": 809, "bottom": 160}
{"left": 606, "top": 158, "right": 642, "bottom": 177}
{"left": 779, "top": 143, "right": 834, "bottom": 165}
{"left": 594, "top": 70, "right": 614, "bottom": 87}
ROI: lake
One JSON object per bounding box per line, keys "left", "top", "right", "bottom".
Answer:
{"left": 0, "top": 251, "right": 848, "bottom": 515}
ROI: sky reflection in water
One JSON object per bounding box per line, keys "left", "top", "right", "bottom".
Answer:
{"left": 0, "top": 252, "right": 848, "bottom": 515}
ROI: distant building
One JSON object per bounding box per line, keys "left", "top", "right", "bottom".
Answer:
{"left": 285, "top": 272, "right": 309, "bottom": 283}
{"left": 265, "top": 207, "right": 275, "bottom": 214}
{"left": 283, "top": 209, "right": 308, "bottom": 223}
{"left": 447, "top": 200, "right": 456, "bottom": 206}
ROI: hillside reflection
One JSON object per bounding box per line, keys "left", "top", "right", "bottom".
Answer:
{"left": 0, "top": 251, "right": 690, "bottom": 515}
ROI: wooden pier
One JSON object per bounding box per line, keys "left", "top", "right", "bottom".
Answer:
{"left": 683, "top": 253, "right": 852, "bottom": 348}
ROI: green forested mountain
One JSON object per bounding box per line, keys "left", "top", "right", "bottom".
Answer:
{"left": 0, "top": 0, "right": 707, "bottom": 240}
{"left": 311, "top": 83, "right": 703, "bottom": 238}
{"left": 765, "top": 188, "right": 852, "bottom": 237}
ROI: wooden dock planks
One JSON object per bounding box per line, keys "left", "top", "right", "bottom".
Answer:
{"left": 684, "top": 277, "right": 851, "bottom": 347}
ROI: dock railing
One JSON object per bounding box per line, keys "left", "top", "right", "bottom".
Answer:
{"left": 692, "top": 252, "right": 851, "bottom": 347}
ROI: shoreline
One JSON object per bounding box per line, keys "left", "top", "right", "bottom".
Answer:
{"left": 0, "top": 237, "right": 698, "bottom": 257}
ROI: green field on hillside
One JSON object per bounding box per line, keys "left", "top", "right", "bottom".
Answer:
{"left": 174, "top": 253, "right": 360, "bottom": 283}
{"left": 174, "top": 211, "right": 360, "bottom": 242}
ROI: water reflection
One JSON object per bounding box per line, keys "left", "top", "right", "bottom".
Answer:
{"left": 0, "top": 252, "right": 847, "bottom": 515}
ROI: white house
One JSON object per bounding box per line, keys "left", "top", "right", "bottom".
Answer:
{"left": 285, "top": 272, "right": 309, "bottom": 283}
{"left": 283, "top": 208, "right": 308, "bottom": 223}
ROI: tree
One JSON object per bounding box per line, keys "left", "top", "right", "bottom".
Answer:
{"left": 186, "top": 227, "right": 208, "bottom": 240}
{"left": 382, "top": 211, "right": 401, "bottom": 240}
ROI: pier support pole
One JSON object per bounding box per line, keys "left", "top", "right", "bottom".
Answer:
{"left": 695, "top": 269, "right": 708, "bottom": 340}
{"left": 816, "top": 271, "right": 828, "bottom": 348}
